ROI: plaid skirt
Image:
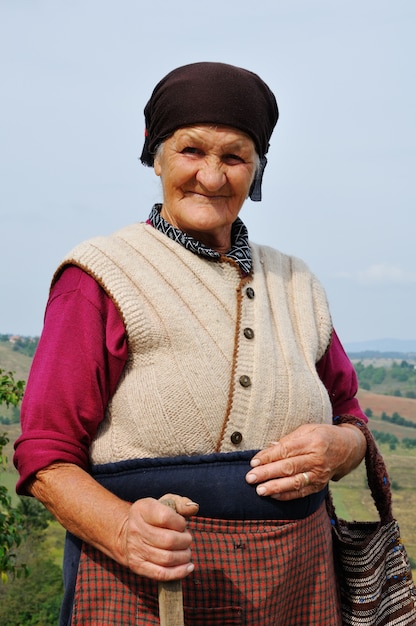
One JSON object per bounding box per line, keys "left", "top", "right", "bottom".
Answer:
{"left": 70, "top": 501, "right": 341, "bottom": 625}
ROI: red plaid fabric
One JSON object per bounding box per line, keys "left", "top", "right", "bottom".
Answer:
{"left": 71, "top": 502, "right": 341, "bottom": 625}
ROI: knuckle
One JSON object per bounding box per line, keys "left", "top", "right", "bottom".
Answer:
{"left": 283, "top": 460, "right": 296, "bottom": 476}
{"left": 159, "top": 550, "right": 177, "bottom": 567}
{"left": 293, "top": 475, "right": 303, "bottom": 490}
{"left": 279, "top": 442, "right": 290, "bottom": 458}
{"left": 153, "top": 565, "right": 173, "bottom": 582}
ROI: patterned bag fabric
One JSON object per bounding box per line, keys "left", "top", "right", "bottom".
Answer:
{"left": 327, "top": 416, "right": 416, "bottom": 625}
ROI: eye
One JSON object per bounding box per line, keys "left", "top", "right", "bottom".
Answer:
{"left": 181, "top": 146, "right": 204, "bottom": 156}
{"left": 222, "top": 154, "right": 245, "bottom": 165}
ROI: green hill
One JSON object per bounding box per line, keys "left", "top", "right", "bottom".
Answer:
{"left": 0, "top": 340, "right": 35, "bottom": 381}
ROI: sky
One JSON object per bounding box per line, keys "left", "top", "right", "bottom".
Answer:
{"left": 1, "top": 0, "right": 415, "bottom": 345}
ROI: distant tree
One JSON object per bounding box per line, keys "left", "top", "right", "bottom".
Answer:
{"left": 391, "top": 365, "right": 410, "bottom": 382}
{"left": 372, "top": 430, "right": 399, "bottom": 447}
{"left": 354, "top": 362, "right": 372, "bottom": 390}
{"left": 400, "top": 360, "right": 409, "bottom": 368}
{"left": 364, "top": 408, "right": 373, "bottom": 418}
{"left": 403, "top": 438, "right": 416, "bottom": 449}
{"left": 391, "top": 412, "right": 403, "bottom": 425}
{"left": 378, "top": 412, "right": 416, "bottom": 430}
{"left": 10, "top": 336, "right": 39, "bottom": 358}
{"left": 371, "top": 368, "right": 386, "bottom": 385}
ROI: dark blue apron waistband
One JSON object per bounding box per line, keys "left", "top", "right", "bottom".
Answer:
{"left": 91, "top": 450, "right": 326, "bottom": 520}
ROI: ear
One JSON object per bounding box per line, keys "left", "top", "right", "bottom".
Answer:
{"left": 153, "top": 153, "right": 162, "bottom": 177}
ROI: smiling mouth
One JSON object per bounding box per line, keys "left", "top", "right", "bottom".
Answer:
{"left": 185, "top": 191, "right": 229, "bottom": 200}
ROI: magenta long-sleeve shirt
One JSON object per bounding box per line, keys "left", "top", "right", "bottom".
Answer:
{"left": 14, "top": 266, "right": 367, "bottom": 494}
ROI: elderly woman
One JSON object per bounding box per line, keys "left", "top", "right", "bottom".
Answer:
{"left": 15, "top": 62, "right": 367, "bottom": 625}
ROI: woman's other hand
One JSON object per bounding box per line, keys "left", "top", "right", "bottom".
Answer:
{"left": 245, "top": 422, "right": 366, "bottom": 500}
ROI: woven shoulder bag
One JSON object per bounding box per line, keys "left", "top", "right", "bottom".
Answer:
{"left": 327, "top": 415, "right": 416, "bottom": 625}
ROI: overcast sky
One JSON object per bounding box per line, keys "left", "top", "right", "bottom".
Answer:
{"left": 1, "top": 0, "right": 415, "bottom": 345}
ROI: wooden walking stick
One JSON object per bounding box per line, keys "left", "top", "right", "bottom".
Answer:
{"left": 158, "top": 498, "right": 185, "bottom": 626}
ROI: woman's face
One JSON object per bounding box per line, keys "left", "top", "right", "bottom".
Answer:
{"left": 153, "top": 125, "right": 258, "bottom": 253}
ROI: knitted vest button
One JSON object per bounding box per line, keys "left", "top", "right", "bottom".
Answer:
{"left": 243, "top": 327, "right": 254, "bottom": 339}
{"left": 231, "top": 431, "right": 243, "bottom": 445}
{"left": 246, "top": 287, "right": 255, "bottom": 299}
{"left": 239, "top": 375, "right": 251, "bottom": 387}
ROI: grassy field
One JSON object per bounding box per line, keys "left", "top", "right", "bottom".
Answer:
{"left": 357, "top": 389, "right": 416, "bottom": 421}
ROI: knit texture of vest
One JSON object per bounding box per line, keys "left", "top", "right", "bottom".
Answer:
{"left": 58, "top": 222, "right": 333, "bottom": 464}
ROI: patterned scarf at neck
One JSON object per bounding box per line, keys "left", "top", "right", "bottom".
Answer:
{"left": 148, "top": 204, "right": 252, "bottom": 275}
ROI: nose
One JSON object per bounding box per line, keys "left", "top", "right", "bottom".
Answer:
{"left": 195, "top": 157, "right": 226, "bottom": 191}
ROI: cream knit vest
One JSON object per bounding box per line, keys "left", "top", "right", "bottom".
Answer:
{"left": 59, "top": 222, "right": 333, "bottom": 464}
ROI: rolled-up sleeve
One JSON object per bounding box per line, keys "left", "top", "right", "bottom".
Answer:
{"left": 14, "top": 266, "right": 127, "bottom": 495}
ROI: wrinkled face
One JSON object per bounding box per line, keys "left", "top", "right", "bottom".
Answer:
{"left": 153, "top": 125, "right": 258, "bottom": 252}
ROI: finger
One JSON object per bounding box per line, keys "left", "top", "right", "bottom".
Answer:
{"left": 250, "top": 441, "right": 285, "bottom": 467}
{"left": 254, "top": 471, "right": 312, "bottom": 497}
{"left": 270, "top": 490, "right": 310, "bottom": 502}
{"left": 250, "top": 430, "right": 314, "bottom": 467}
{"left": 246, "top": 456, "right": 299, "bottom": 485}
{"left": 159, "top": 493, "right": 199, "bottom": 518}
{"left": 135, "top": 542, "right": 193, "bottom": 569}
{"left": 128, "top": 548, "right": 195, "bottom": 581}
{"left": 150, "top": 561, "right": 195, "bottom": 582}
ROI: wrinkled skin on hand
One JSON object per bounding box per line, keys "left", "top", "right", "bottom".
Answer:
{"left": 120, "top": 493, "right": 199, "bottom": 581}
{"left": 245, "top": 423, "right": 367, "bottom": 501}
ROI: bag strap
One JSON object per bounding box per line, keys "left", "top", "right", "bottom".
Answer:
{"left": 328, "top": 415, "right": 393, "bottom": 524}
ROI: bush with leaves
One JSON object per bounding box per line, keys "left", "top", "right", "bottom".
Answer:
{"left": 0, "top": 369, "right": 25, "bottom": 408}
{"left": 0, "top": 368, "right": 63, "bottom": 624}
{"left": 0, "top": 369, "right": 26, "bottom": 583}
{"left": 0, "top": 553, "right": 63, "bottom": 626}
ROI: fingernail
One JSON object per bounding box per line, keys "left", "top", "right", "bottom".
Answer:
{"left": 187, "top": 563, "right": 195, "bottom": 573}
{"left": 186, "top": 501, "right": 199, "bottom": 506}
{"left": 246, "top": 472, "right": 257, "bottom": 484}
{"left": 250, "top": 458, "right": 260, "bottom": 467}
{"left": 256, "top": 486, "right": 266, "bottom": 496}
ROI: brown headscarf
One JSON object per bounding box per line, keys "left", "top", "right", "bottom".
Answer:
{"left": 140, "top": 62, "right": 279, "bottom": 201}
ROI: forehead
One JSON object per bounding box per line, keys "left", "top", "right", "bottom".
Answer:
{"left": 170, "top": 124, "right": 255, "bottom": 150}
